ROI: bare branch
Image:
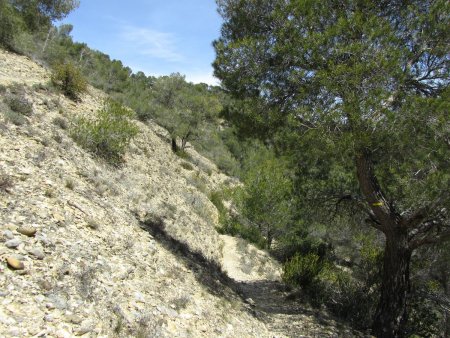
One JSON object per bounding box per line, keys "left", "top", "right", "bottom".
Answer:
{"left": 410, "top": 224, "right": 450, "bottom": 250}
{"left": 404, "top": 194, "right": 449, "bottom": 230}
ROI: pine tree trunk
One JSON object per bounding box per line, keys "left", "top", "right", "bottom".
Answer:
{"left": 171, "top": 138, "right": 178, "bottom": 153}
{"left": 355, "top": 151, "right": 412, "bottom": 337}
{"left": 372, "top": 230, "right": 411, "bottom": 338}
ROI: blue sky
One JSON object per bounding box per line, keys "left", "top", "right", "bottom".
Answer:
{"left": 62, "top": 0, "right": 222, "bottom": 85}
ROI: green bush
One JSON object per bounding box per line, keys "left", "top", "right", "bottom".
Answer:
{"left": 53, "top": 116, "right": 68, "bottom": 129}
{"left": 180, "top": 162, "right": 194, "bottom": 171}
{"left": 4, "top": 95, "right": 33, "bottom": 116}
{"left": 3, "top": 109, "right": 27, "bottom": 125}
{"left": 174, "top": 149, "right": 191, "bottom": 160}
{"left": 71, "top": 99, "right": 139, "bottom": 165}
{"left": 0, "top": 0, "right": 21, "bottom": 49}
{"left": 282, "top": 253, "right": 324, "bottom": 289}
{"left": 217, "top": 218, "right": 267, "bottom": 249}
{"left": 51, "top": 63, "right": 87, "bottom": 100}
{"left": 321, "top": 269, "right": 377, "bottom": 328}
{"left": 209, "top": 190, "right": 227, "bottom": 214}
{"left": 0, "top": 173, "right": 13, "bottom": 192}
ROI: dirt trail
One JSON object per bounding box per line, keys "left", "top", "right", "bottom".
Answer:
{"left": 221, "top": 235, "right": 365, "bottom": 337}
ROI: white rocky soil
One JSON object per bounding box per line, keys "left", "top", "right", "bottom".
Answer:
{"left": 0, "top": 50, "right": 366, "bottom": 337}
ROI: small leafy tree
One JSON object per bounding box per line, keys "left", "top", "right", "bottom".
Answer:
{"left": 230, "top": 145, "right": 294, "bottom": 249}
{"left": 149, "top": 73, "right": 221, "bottom": 153}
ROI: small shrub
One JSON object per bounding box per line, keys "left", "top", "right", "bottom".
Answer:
{"left": 171, "top": 296, "right": 190, "bottom": 311}
{"left": 282, "top": 253, "right": 324, "bottom": 289}
{"left": 44, "top": 188, "right": 55, "bottom": 198}
{"left": 71, "top": 99, "right": 139, "bottom": 165}
{"left": 186, "top": 172, "right": 207, "bottom": 194}
{"left": 8, "top": 83, "right": 26, "bottom": 95}
{"left": 180, "top": 162, "right": 194, "bottom": 171}
{"left": 65, "top": 178, "right": 75, "bottom": 190}
{"left": 4, "top": 95, "right": 33, "bottom": 116}
{"left": 3, "top": 109, "right": 26, "bottom": 125}
{"left": 209, "top": 190, "right": 226, "bottom": 214}
{"left": 87, "top": 218, "right": 99, "bottom": 230}
{"left": 174, "top": 149, "right": 191, "bottom": 160}
{"left": 53, "top": 116, "right": 68, "bottom": 129}
{"left": 51, "top": 63, "right": 87, "bottom": 100}
{"left": 0, "top": 174, "right": 13, "bottom": 192}
{"left": 321, "top": 268, "right": 377, "bottom": 329}
{"left": 217, "top": 219, "right": 267, "bottom": 249}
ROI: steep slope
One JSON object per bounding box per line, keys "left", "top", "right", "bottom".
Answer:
{"left": 0, "top": 49, "right": 270, "bottom": 337}
{"left": 0, "top": 50, "right": 367, "bottom": 338}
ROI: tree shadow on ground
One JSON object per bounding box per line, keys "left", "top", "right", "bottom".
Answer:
{"left": 139, "top": 216, "right": 361, "bottom": 337}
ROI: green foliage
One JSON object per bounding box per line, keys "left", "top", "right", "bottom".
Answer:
{"left": 13, "top": 0, "right": 79, "bottom": 31}
{"left": 4, "top": 94, "right": 33, "bottom": 116}
{"left": 282, "top": 253, "right": 324, "bottom": 289}
{"left": 51, "top": 62, "right": 87, "bottom": 100}
{"left": 321, "top": 268, "right": 378, "bottom": 329}
{"left": 231, "top": 144, "right": 294, "bottom": 249}
{"left": 407, "top": 293, "right": 442, "bottom": 337}
{"left": 214, "top": 0, "right": 449, "bottom": 334}
{"left": 0, "top": 0, "right": 22, "bottom": 49}
{"left": 3, "top": 109, "right": 26, "bottom": 125}
{"left": 71, "top": 99, "right": 138, "bottom": 165}
{"left": 0, "top": 173, "right": 13, "bottom": 192}
{"left": 148, "top": 73, "right": 222, "bottom": 152}
{"left": 217, "top": 218, "right": 267, "bottom": 249}
{"left": 209, "top": 190, "right": 226, "bottom": 215}
{"left": 174, "top": 149, "right": 191, "bottom": 160}
{"left": 180, "top": 162, "right": 194, "bottom": 171}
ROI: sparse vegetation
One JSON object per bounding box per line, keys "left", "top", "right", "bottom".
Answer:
{"left": 53, "top": 116, "right": 68, "bottom": 129}
{"left": 4, "top": 94, "right": 33, "bottom": 116}
{"left": 180, "top": 161, "right": 194, "bottom": 171}
{"left": 171, "top": 295, "right": 190, "bottom": 311}
{"left": 3, "top": 109, "right": 27, "bottom": 125}
{"left": 65, "top": 178, "right": 75, "bottom": 190}
{"left": 0, "top": 173, "right": 13, "bottom": 193}
{"left": 51, "top": 62, "right": 87, "bottom": 100}
{"left": 44, "top": 188, "right": 55, "bottom": 198}
{"left": 186, "top": 172, "right": 208, "bottom": 194}
{"left": 0, "top": 0, "right": 447, "bottom": 335}
{"left": 71, "top": 99, "right": 139, "bottom": 165}
{"left": 282, "top": 253, "right": 324, "bottom": 289}
{"left": 76, "top": 265, "right": 96, "bottom": 301}
{"left": 86, "top": 218, "right": 100, "bottom": 230}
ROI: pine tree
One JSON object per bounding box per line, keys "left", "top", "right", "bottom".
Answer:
{"left": 214, "top": 1, "right": 449, "bottom": 336}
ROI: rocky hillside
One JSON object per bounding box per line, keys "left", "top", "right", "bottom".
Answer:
{"left": 0, "top": 50, "right": 364, "bottom": 337}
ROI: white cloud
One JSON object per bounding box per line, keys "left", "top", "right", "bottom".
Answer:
{"left": 126, "top": 63, "right": 220, "bottom": 86}
{"left": 120, "top": 25, "right": 184, "bottom": 62}
{"left": 185, "top": 71, "right": 220, "bottom": 86}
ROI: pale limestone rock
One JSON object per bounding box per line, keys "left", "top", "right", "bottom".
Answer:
{"left": 5, "top": 238, "right": 21, "bottom": 249}
{"left": 17, "top": 226, "right": 37, "bottom": 237}
{"left": 6, "top": 256, "right": 24, "bottom": 270}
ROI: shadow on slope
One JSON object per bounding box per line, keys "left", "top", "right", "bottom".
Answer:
{"left": 137, "top": 215, "right": 363, "bottom": 337}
